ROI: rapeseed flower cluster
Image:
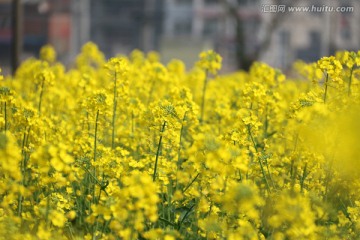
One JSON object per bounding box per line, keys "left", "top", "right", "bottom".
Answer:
{"left": 0, "top": 43, "right": 360, "bottom": 239}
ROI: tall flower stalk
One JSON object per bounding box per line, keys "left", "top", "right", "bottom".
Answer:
{"left": 196, "top": 50, "right": 222, "bottom": 122}
{"left": 153, "top": 121, "right": 166, "bottom": 182}
{"left": 104, "top": 57, "right": 128, "bottom": 149}
{"left": 317, "top": 56, "right": 342, "bottom": 103}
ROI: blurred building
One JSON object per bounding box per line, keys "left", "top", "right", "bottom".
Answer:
{"left": 161, "top": 0, "right": 262, "bottom": 71}
{"left": 88, "top": 0, "right": 163, "bottom": 58}
{"left": 262, "top": 0, "right": 360, "bottom": 70}
{"left": 0, "top": 0, "right": 12, "bottom": 70}
{"left": 0, "top": 0, "right": 163, "bottom": 72}
{"left": 0, "top": 0, "right": 359, "bottom": 73}
{"left": 161, "top": 0, "right": 360, "bottom": 71}
{"left": 0, "top": 0, "right": 71, "bottom": 70}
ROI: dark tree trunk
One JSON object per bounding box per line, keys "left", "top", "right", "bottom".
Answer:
{"left": 223, "top": 0, "right": 284, "bottom": 71}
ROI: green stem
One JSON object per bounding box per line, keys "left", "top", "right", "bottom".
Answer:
{"left": 153, "top": 121, "right": 166, "bottom": 181}
{"left": 183, "top": 173, "right": 200, "bottom": 193}
{"left": 17, "top": 129, "right": 29, "bottom": 217}
{"left": 87, "top": 112, "right": 90, "bottom": 134}
{"left": 167, "top": 183, "right": 172, "bottom": 224}
{"left": 159, "top": 217, "right": 176, "bottom": 227}
{"left": 238, "top": 170, "right": 242, "bottom": 181}
{"left": 348, "top": 67, "right": 354, "bottom": 96}
{"left": 323, "top": 73, "right": 329, "bottom": 103}
{"left": 177, "top": 204, "right": 195, "bottom": 230}
{"left": 177, "top": 113, "right": 186, "bottom": 163}
{"left": 93, "top": 110, "right": 99, "bottom": 202}
{"left": 45, "top": 195, "right": 51, "bottom": 229}
{"left": 263, "top": 104, "right": 268, "bottom": 138}
{"left": 111, "top": 72, "right": 117, "bottom": 149}
{"left": 94, "top": 110, "right": 99, "bottom": 162}
{"left": 200, "top": 70, "right": 208, "bottom": 123}
{"left": 67, "top": 224, "right": 75, "bottom": 240}
{"left": 247, "top": 125, "right": 271, "bottom": 193}
{"left": 38, "top": 78, "right": 45, "bottom": 115}
{"left": 80, "top": 166, "right": 104, "bottom": 188}
{"left": 131, "top": 110, "right": 135, "bottom": 136}
{"left": 4, "top": 101, "right": 7, "bottom": 132}
{"left": 92, "top": 215, "right": 100, "bottom": 240}
{"left": 17, "top": 195, "right": 22, "bottom": 218}
{"left": 176, "top": 112, "right": 187, "bottom": 190}
{"left": 300, "top": 163, "right": 308, "bottom": 192}
{"left": 100, "top": 218, "right": 112, "bottom": 238}
{"left": 265, "top": 158, "right": 276, "bottom": 188}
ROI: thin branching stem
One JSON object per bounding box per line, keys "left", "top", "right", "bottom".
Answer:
{"left": 93, "top": 110, "right": 100, "bottom": 202}
{"left": 247, "top": 125, "right": 271, "bottom": 193}
{"left": 38, "top": 78, "right": 45, "bottom": 115}
{"left": 4, "top": 101, "right": 7, "bottom": 132}
{"left": 153, "top": 121, "right": 166, "bottom": 181}
{"left": 94, "top": 110, "right": 99, "bottom": 162}
{"left": 324, "top": 73, "right": 329, "bottom": 103}
{"left": 300, "top": 163, "right": 308, "bottom": 192}
{"left": 176, "top": 112, "right": 187, "bottom": 190}
{"left": 183, "top": 173, "right": 200, "bottom": 194}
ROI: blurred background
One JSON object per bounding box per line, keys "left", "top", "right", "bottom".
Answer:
{"left": 0, "top": 0, "right": 359, "bottom": 74}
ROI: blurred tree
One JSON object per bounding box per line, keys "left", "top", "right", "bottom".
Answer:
{"left": 222, "top": 0, "right": 285, "bottom": 70}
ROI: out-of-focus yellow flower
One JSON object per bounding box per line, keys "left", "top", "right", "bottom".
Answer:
{"left": 104, "top": 57, "right": 129, "bottom": 78}
{"left": 294, "top": 60, "right": 323, "bottom": 83}
{"left": 1, "top": 43, "right": 360, "bottom": 240}
{"left": 40, "top": 44, "right": 56, "bottom": 63}
{"left": 317, "top": 56, "right": 343, "bottom": 82}
{"left": 147, "top": 51, "right": 160, "bottom": 63}
{"left": 196, "top": 50, "right": 222, "bottom": 74}
{"left": 37, "top": 223, "right": 52, "bottom": 239}
{"left": 164, "top": 235, "right": 176, "bottom": 240}
{"left": 76, "top": 41, "right": 105, "bottom": 69}
{"left": 336, "top": 50, "right": 359, "bottom": 69}
{"left": 66, "top": 210, "right": 76, "bottom": 220}
{"left": 0, "top": 133, "right": 21, "bottom": 181}
{"left": 266, "top": 190, "right": 317, "bottom": 239}
{"left": 50, "top": 210, "right": 67, "bottom": 227}
{"left": 167, "top": 59, "right": 186, "bottom": 75}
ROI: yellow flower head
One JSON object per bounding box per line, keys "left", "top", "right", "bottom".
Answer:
{"left": 196, "top": 50, "right": 222, "bottom": 74}
{"left": 147, "top": 51, "right": 160, "bottom": 63}
{"left": 336, "top": 50, "right": 358, "bottom": 69}
{"left": 35, "top": 68, "right": 55, "bottom": 85}
{"left": 0, "top": 87, "right": 14, "bottom": 102}
{"left": 293, "top": 60, "right": 323, "bottom": 83}
{"left": 317, "top": 56, "right": 343, "bottom": 80}
{"left": 84, "top": 90, "right": 111, "bottom": 114}
{"left": 76, "top": 42, "right": 105, "bottom": 69}
{"left": 40, "top": 44, "right": 56, "bottom": 63}
{"left": 50, "top": 210, "right": 67, "bottom": 227}
{"left": 167, "top": 59, "right": 186, "bottom": 75}
{"left": 104, "top": 57, "right": 129, "bottom": 79}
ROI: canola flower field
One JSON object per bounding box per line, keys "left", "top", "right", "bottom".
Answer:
{"left": 0, "top": 43, "right": 360, "bottom": 240}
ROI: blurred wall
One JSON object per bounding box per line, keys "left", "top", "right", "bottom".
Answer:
{"left": 0, "top": 0, "right": 359, "bottom": 74}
